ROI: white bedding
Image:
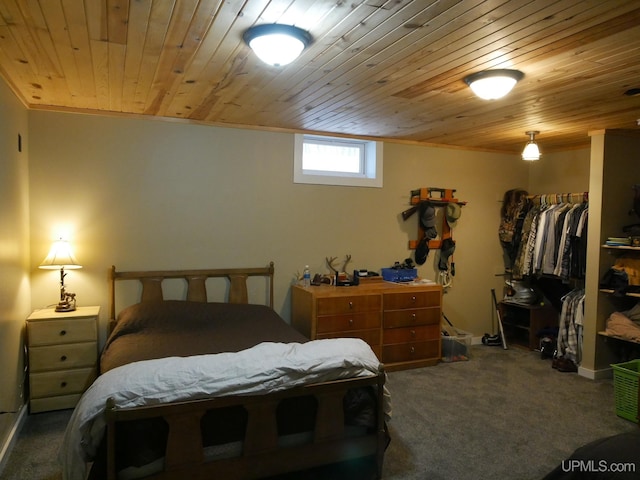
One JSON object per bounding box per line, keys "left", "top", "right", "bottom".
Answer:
{"left": 59, "top": 338, "right": 389, "bottom": 480}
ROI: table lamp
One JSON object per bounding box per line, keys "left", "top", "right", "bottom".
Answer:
{"left": 39, "top": 238, "right": 82, "bottom": 312}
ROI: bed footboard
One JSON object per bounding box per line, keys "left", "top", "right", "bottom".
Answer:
{"left": 104, "top": 370, "right": 387, "bottom": 480}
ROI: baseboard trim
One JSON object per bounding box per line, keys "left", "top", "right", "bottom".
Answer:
{"left": 578, "top": 365, "right": 613, "bottom": 380}
{"left": 0, "top": 404, "right": 28, "bottom": 475}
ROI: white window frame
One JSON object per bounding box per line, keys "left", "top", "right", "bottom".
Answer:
{"left": 293, "top": 134, "right": 383, "bottom": 187}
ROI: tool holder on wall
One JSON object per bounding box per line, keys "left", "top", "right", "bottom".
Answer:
{"left": 405, "top": 187, "right": 467, "bottom": 250}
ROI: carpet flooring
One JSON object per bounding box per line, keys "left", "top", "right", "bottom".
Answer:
{"left": 1, "top": 345, "right": 636, "bottom": 480}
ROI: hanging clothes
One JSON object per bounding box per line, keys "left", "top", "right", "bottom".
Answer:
{"left": 557, "top": 288, "right": 586, "bottom": 365}
{"left": 510, "top": 195, "right": 588, "bottom": 282}
{"left": 499, "top": 189, "right": 530, "bottom": 269}
{"left": 512, "top": 205, "right": 540, "bottom": 278}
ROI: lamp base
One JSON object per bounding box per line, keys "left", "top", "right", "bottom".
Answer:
{"left": 55, "top": 302, "right": 76, "bottom": 312}
{"left": 54, "top": 291, "right": 77, "bottom": 312}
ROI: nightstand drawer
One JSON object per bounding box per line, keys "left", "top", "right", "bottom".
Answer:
{"left": 317, "top": 295, "right": 381, "bottom": 315}
{"left": 383, "top": 290, "right": 440, "bottom": 310}
{"left": 382, "top": 340, "right": 440, "bottom": 363}
{"left": 30, "top": 394, "right": 83, "bottom": 413}
{"left": 383, "top": 307, "right": 440, "bottom": 328}
{"left": 29, "top": 367, "right": 97, "bottom": 399}
{"left": 29, "top": 342, "right": 97, "bottom": 372}
{"left": 27, "top": 317, "right": 97, "bottom": 346}
{"left": 383, "top": 324, "right": 439, "bottom": 345}
{"left": 316, "top": 312, "right": 381, "bottom": 334}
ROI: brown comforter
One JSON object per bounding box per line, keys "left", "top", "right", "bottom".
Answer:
{"left": 91, "top": 300, "right": 381, "bottom": 479}
{"left": 101, "top": 300, "right": 308, "bottom": 373}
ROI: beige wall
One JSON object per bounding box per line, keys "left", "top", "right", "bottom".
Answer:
{"left": 0, "top": 78, "right": 30, "bottom": 454}
{"left": 0, "top": 78, "right": 595, "bottom": 456}
{"left": 27, "top": 110, "right": 532, "bottom": 343}
{"left": 528, "top": 148, "right": 590, "bottom": 194}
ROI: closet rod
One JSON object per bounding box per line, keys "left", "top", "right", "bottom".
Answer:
{"left": 528, "top": 192, "right": 588, "bottom": 205}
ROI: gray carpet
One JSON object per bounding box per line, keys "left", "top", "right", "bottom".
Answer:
{"left": 382, "top": 346, "right": 636, "bottom": 480}
{"left": 1, "top": 345, "right": 636, "bottom": 480}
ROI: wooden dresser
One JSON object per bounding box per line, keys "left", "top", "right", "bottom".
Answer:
{"left": 26, "top": 306, "right": 100, "bottom": 413}
{"left": 291, "top": 281, "right": 442, "bottom": 371}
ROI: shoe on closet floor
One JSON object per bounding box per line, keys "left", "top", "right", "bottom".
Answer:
{"left": 554, "top": 357, "right": 578, "bottom": 373}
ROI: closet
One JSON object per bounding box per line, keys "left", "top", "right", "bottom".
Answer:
{"left": 501, "top": 192, "right": 588, "bottom": 363}
{"left": 511, "top": 192, "right": 588, "bottom": 282}
{"left": 496, "top": 131, "right": 637, "bottom": 376}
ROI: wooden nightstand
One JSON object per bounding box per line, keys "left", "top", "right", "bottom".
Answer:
{"left": 26, "top": 306, "right": 100, "bottom": 413}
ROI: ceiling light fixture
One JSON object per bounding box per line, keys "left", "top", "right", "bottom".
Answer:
{"left": 463, "top": 69, "right": 524, "bottom": 100}
{"left": 522, "top": 131, "right": 541, "bottom": 161}
{"left": 243, "top": 24, "right": 312, "bottom": 67}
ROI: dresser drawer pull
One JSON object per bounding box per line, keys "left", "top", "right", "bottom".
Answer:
{"left": 348, "top": 318, "right": 354, "bottom": 326}
{"left": 411, "top": 296, "right": 416, "bottom": 302}
{"left": 410, "top": 346, "right": 415, "bottom": 354}
{"left": 411, "top": 313, "right": 416, "bottom": 320}
{"left": 348, "top": 301, "right": 353, "bottom": 309}
{"left": 410, "top": 330, "right": 416, "bottom": 338}
{"left": 60, "top": 355, "right": 67, "bottom": 362}
{"left": 59, "top": 330, "right": 67, "bottom": 336}
{"left": 60, "top": 381, "right": 67, "bottom": 388}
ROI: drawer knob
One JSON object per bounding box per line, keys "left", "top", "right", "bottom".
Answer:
{"left": 411, "top": 295, "right": 416, "bottom": 302}
{"left": 348, "top": 318, "right": 354, "bottom": 326}
{"left": 348, "top": 301, "right": 353, "bottom": 309}
{"left": 60, "top": 355, "right": 67, "bottom": 362}
{"left": 411, "top": 313, "right": 416, "bottom": 320}
{"left": 60, "top": 381, "right": 67, "bottom": 388}
{"left": 59, "top": 330, "right": 67, "bottom": 336}
{"left": 410, "top": 346, "right": 415, "bottom": 355}
{"left": 410, "top": 330, "right": 416, "bottom": 338}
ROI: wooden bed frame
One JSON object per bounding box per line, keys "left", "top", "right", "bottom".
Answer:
{"left": 108, "top": 262, "right": 275, "bottom": 333}
{"left": 102, "top": 263, "right": 387, "bottom": 480}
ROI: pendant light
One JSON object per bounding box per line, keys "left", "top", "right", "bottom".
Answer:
{"left": 522, "top": 131, "right": 541, "bottom": 161}
{"left": 243, "top": 24, "right": 312, "bottom": 67}
{"left": 463, "top": 69, "right": 524, "bottom": 100}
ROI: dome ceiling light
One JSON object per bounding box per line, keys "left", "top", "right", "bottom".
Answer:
{"left": 463, "top": 69, "right": 524, "bottom": 100}
{"left": 522, "top": 131, "right": 541, "bottom": 161}
{"left": 243, "top": 24, "right": 312, "bottom": 67}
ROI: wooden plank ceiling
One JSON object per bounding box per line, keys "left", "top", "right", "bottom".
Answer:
{"left": 0, "top": 0, "right": 639, "bottom": 153}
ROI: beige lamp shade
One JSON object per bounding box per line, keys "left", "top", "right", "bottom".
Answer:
{"left": 39, "top": 239, "right": 82, "bottom": 269}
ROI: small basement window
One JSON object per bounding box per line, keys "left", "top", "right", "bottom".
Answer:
{"left": 293, "top": 134, "right": 383, "bottom": 187}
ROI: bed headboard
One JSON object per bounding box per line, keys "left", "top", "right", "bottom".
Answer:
{"left": 109, "top": 262, "right": 275, "bottom": 326}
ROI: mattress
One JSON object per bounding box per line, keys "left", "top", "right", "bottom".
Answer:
{"left": 100, "top": 300, "right": 308, "bottom": 372}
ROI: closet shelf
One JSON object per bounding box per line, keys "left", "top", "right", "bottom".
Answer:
{"left": 598, "top": 331, "right": 640, "bottom": 345}
{"left": 601, "top": 245, "right": 640, "bottom": 251}
{"left": 599, "top": 289, "right": 640, "bottom": 299}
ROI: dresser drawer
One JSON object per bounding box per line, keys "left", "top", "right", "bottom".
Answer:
{"left": 383, "top": 290, "right": 440, "bottom": 310}
{"left": 384, "top": 307, "right": 440, "bottom": 328}
{"left": 317, "top": 295, "right": 381, "bottom": 315}
{"left": 383, "top": 324, "right": 439, "bottom": 345}
{"left": 27, "top": 318, "right": 97, "bottom": 346}
{"left": 29, "top": 342, "right": 97, "bottom": 372}
{"left": 316, "top": 328, "right": 381, "bottom": 346}
{"left": 316, "top": 311, "right": 381, "bottom": 334}
{"left": 382, "top": 340, "right": 440, "bottom": 364}
{"left": 30, "top": 367, "right": 97, "bottom": 399}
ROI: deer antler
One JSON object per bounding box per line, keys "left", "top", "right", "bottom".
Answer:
{"left": 342, "top": 254, "right": 352, "bottom": 273}
{"left": 326, "top": 256, "right": 339, "bottom": 274}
